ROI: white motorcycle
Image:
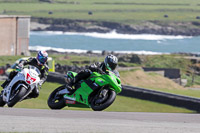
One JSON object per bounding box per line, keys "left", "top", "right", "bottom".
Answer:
{"left": 0, "top": 65, "right": 41, "bottom": 107}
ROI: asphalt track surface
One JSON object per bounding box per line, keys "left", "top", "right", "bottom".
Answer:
{"left": 0, "top": 108, "right": 200, "bottom": 133}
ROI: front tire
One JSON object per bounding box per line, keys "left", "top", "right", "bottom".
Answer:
{"left": 7, "top": 87, "right": 27, "bottom": 107}
{"left": 0, "top": 93, "right": 6, "bottom": 107}
{"left": 91, "top": 89, "right": 116, "bottom": 111}
{"left": 47, "top": 85, "right": 66, "bottom": 109}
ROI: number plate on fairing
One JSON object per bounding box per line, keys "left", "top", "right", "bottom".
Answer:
{"left": 26, "top": 73, "right": 36, "bottom": 84}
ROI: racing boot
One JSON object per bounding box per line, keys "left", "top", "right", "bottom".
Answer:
{"left": 1, "top": 79, "right": 10, "bottom": 88}
{"left": 65, "top": 81, "right": 75, "bottom": 91}
{"left": 29, "top": 87, "right": 39, "bottom": 98}
{"left": 24, "top": 87, "right": 39, "bottom": 100}
{"left": 66, "top": 78, "right": 78, "bottom": 94}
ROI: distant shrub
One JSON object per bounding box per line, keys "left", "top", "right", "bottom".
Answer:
{"left": 196, "top": 16, "right": 200, "bottom": 19}
{"left": 164, "top": 15, "right": 168, "bottom": 18}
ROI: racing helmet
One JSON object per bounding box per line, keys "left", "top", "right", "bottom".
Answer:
{"left": 37, "top": 51, "right": 48, "bottom": 65}
{"left": 104, "top": 54, "right": 118, "bottom": 71}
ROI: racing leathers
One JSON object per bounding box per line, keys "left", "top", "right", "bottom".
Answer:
{"left": 67, "top": 62, "right": 120, "bottom": 91}
{"left": 1, "top": 57, "right": 49, "bottom": 98}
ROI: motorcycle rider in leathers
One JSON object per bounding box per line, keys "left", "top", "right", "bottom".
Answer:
{"left": 1, "top": 51, "right": 49, "bottom": 98}
{"left": 66, "top": 54, "right": 120, "bottom": 93}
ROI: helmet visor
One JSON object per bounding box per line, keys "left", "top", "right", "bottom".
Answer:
{"left": 106, "top": 63, "right": 117, "bottom": 71}
{"left": 37, "top": 56, "right": 47, "bottom": 65}
{"left": 110, "top": 63, "right": 117, "bottom": 70}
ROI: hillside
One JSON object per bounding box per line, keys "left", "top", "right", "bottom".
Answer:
{"left": 0, "top": 0, "right": 200, "bottom": 35}
{"left": 120, "top": 69, "right": 185, "bottom": 90}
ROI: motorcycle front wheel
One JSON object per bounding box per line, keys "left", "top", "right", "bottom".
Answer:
{"left": 47, "top": 85, "right": 66, "bottom": 109}
{"left": 90, "top": 89, "right": 116, "bottom": 111}
{"left": 0, "top": 94, "right": 6, "bottom": 107}
{"left": 7, "top": 86, "right": 27, "bottom": 107}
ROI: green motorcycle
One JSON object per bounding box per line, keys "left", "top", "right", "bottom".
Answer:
{"left": 47, "top": 70, "right": 122, "bottom": 111}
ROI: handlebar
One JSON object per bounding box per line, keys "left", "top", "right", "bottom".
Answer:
{"left": 97, "top": 68, "right": 106, "bottom": 75}
{"left": 16, "top": 65, "right": 23, "bottom": 71}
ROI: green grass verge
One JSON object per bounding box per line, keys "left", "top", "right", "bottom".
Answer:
{"left": 0, "top": 55, "right": 24, "bottom": 66}
{"left": 0, "top": 81, "right": 194, "bottom": 113}
{"left": 142, "top": 86, "right": 200, "bottom": 98}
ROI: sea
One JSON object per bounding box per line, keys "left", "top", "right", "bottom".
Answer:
{"left": 29, "top": 31, "right": 200, "bottom": 55}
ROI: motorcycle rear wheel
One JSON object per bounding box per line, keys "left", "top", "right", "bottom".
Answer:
{"left": 91, "top": 89, "right": 116, "bottom": 111}
{"left": 7, "top": 87, "right": 27, "bottom": 107}
{"left": 47, "top": 85, "right": 66, "bottom": 109}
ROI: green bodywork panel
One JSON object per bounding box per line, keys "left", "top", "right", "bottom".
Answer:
{"left": 89, "top": 71, "right": 121, "bottom": 93}
{"left": 64, "top": 82, "right": 93, "bottom": 108}
{"left": 67, "top": 71, "right": 77, "bottom": 78}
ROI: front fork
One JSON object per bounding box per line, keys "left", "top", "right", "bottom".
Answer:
{"left": 9, "top": 84, "right": 29, "bottom": 102}
{"left": 57, "top": 88, "right": 70, "bottom": 95}
{"left": 95, "top": 89, "right": 109, "bottom": 104}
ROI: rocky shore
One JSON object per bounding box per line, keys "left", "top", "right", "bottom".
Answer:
{"left": 31, "top": 17, "right": 200, "bottom": 36}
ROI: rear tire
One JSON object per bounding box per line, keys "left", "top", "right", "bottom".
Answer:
{"left": 47, "top": 85, "right": 66, "bottom": 110}
{"left": 91, "top": 89, "right": 116, "bottom": 111}
{"left": 7, "top": 87, "right": 27, "bottom": 107}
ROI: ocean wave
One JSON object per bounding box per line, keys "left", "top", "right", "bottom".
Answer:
{"left": 30, "top": 31, "right": 192, "bottom": 40}
{"left": 29, "top": 46, "right": 165, "bottom": 55}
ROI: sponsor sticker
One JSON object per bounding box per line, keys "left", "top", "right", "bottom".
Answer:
{"left": 98, "top": 79, "right": 104, "bottom": 83}
{"left": 93, "top": 83, "right": 98, "bottom": 87}
{"left": 66, "top": 100, "right": 76, "bottom": 104}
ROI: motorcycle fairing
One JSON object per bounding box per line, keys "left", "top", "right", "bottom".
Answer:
{"left": 3, "top": 72, "right": 26, "bottom": 102}
{"left": 2, "top": 66, "right": 41, "bottom": 103}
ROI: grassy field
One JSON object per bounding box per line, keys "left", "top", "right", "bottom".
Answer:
{"left": 0, "top": 53, "right": 198, "bottom": 87}
{"left": 0, "top": 0, "right": 200, "bottom": 24}
{"left": 0, "top": 53, "right": 104, "bottom": 66}
{"left": 143, "top": 54, "right": 191, "bottom": 72}
{"left": 0, "top": 81, "right": 192, "bottom": 113}
{"left": 0, "top": 55, "right": 24, "bottom": 66}
{"left": 49, "top": 53, "right": 104, "bottom": 66}
{"left": 0, "top": 53, "right": 198, "bottom": 112}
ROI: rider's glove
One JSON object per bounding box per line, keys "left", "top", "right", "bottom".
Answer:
{"left": 97, "top": 68, "right": 106, "bottom": 75}
{"left": 18, "top": 63, "right": 24, "bottom": 68}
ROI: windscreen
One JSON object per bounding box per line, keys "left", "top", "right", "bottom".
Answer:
{"left": 29, "top": 65, "right": 41, "bottom": 76}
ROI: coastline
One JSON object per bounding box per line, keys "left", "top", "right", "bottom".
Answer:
{"left": 29, "top": 18, "right": 200, "bottom": 56}
{"left": 29, "top": 30, "right": 198, "bottom": 55}
{"left": 29, "top": 45, "right": 165, "bottom": 55}
{"left": 31, "top": 17, "right": 200, "bottom": 36}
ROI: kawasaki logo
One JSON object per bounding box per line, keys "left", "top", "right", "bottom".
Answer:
{"left": 98, "top": 79, "right": 104, "bottom": 83}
